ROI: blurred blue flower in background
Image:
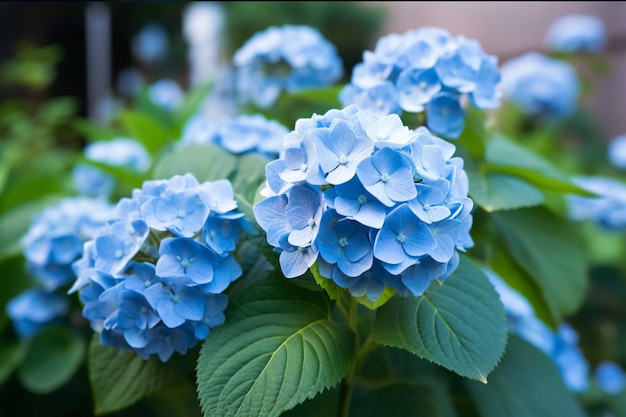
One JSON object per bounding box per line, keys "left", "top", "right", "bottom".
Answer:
{"left": 148, "top": 79, "right": 184, "bottom": 111}
{"left": 7, "top": 197, "right": 114, "bottom": 338}
{"left": 568, "top": 176, "right": 626, "bottom": 231}
{"left": 545, "top": 14, "right": 606, "bottom": 54}
{"left": 595, "top": 362, "right": 626, "bottom": 395}
{"left": 340, "top": 27, "right": 500, "bottom": 138}
{"left": 609, "top": 134, "right": 626, "bottom": 170}
{"left": 500, "top": 52, "right": 580, "bottom": 118}
{"left": 73, "top": 138, "right": 151, "bottom": 197}
{"left": 131, "top": 23, "right": 169, "bottom": 64}
{"left": 6, "top": 289, "right": 68, "bottom": 338}
{"left": 485, "top": 269, "right": 589, "bottom": 392}
{"left": 233, "top": 25, "right": 343, "bottom": 108}
{"left": 180, "top": 113, "right": 289, "bottom": 157}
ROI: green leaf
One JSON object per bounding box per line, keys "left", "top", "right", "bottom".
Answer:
{"left": 490, "top": 248, "right": 556, "bottom": 328}
{"left": 0, "top": 196, "right": 60, "bottom": 261}
{"left": 196, "top": 273, "right": 356, "bottom": 417}
{"left": 88, "top": 334, "right": 193, "bottom": 415}
{"left": 71, "top": 118, "right": 120, "bottom": 141}
{"left": 491, "top": 207, "right": 588, "bottom": 319}
{"left": 353, "top": 287, "right": 396, "bottom": 310}
{"left": 310, "top": 262, "right": 346, "bottom": 302}
{"left": 173, "top": 83, "right": 213, "bottom": 126}
{"left": 484, "top": 134, "right": 593, "bottom": 195}
{"left": 0, "top": 256, "right": 32, "bottom": 331}
{"left": 349, "top": 382, "right": 453, "bottom": 417}
{"left": 372, "top": 256, "right": 507, "bottom": 382}
{"left": 151, "top": 144, "right": 237, "bottom": 182}
{"left": 468, "top": 170, "right": 544, "bottom": 212}
{"left": 457, "top": 106, "right": 487, "bottom": 158}
{"left": 0, "top": 339, "right": 28, "bottom": 385}
{"left": 119, "top": 110, "right": 173, "bottom": 156}
{"left": 17, "top": 327, "right": 86, "bottom": 393}
{"left": 357, "top": 346, "right": 459, "bottom": 417}
{"left": 465, "top": 336, "right": 586, "bottom": 417}
{"left": 230, "top": 153, "right": 270, "bottom": 206}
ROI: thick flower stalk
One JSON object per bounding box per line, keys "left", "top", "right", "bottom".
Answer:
{"left": 253, "top": 106, "right": 474, "bottom": 301}
{"left": 70, "top": 174, "right": 244, "bottom": 362}
{"left": 233, "top": 24, "right": 343, "bottom": 108}
{"left": 500, "top": 52, "right": 580, "bottom": 118}
{"left": 7, "top": 197, "right": 114, "bottom": 338}
{"left": 340, "top": 27, "right": 500, "bottom": 138}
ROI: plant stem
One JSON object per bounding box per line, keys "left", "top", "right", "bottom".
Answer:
{"left": 338, "top": 297, "right": 358, "bottom": 417}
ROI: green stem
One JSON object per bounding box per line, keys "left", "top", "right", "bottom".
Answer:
{"left": 337, "top": 298, "right": 378, "bottom": 417}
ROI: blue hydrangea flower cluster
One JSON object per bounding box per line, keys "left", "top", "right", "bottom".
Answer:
{"left": 595, "top": 362, "right": 626, "bottom": 395}
{"left": 69, "top": 174, "right": 243, "bottom": 362}
{"left": 7, "top": 197, "right": 114, "bottom": 338}
{"left": 148, "top": 79, "right": 184, "bottom": 111}
{"left": 339, "top": 27, "right": 501, "bottom": 139}
{"left": 132, "top": 23, "right": 169, "bottom": 64}
{"left": 233, "top": 25, "right": 343, "bottom": 109}
{"left": 253, "top": 106, "right": 474, "bottom": 300}
{"left": 180, "top": 113, "right": 289, "bottom": 157}
{"left": 567, "top": 176, "right": 626, "bottom": 231}
{"left": 609, "top": 135, "right": 626, "bottom": 170}
{"left": 485, "top": 269, "right": 589, "bottom": 392}
{"left": 500, "top": 52, "right": 580, "bottom": 118}
{"left": 545, "top": 14, "right": 606, "bottom": 54}
{"left": 73, "top": 138, "right": 152, "bottom": 197}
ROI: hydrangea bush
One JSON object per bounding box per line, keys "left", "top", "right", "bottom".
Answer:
{"left": 2, "top": 10, "right": 626, "bottom": 417}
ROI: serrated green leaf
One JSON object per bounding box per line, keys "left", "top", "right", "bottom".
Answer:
{"left": 196, "top": 273, "right": 356, "bottom": 417}
{"left": 484, "top": 134, "right": 593, "bottom": 195}
{"left": 465, "top": 336, "right": 586, "bottom": 417}
{"left": 88, "top": 334, "right": 193, "bottom": 415}
{"left": 151, "top": 144, "right": 237, "bottom": 182}
{"left": 468, "top": 170, "right": 544, "bottom": 212}
{"left": 491, "top": 207, "right": 588, "bottom": 319}
{"left": 17, "top": 327, "right": 86, "bottom": 394}
{"left": 372, "top": 256, "right": 507, "bottom": 381}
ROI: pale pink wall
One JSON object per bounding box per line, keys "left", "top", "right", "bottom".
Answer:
{"left": 361, "top": 1, "right": 626, "bottom": 140}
